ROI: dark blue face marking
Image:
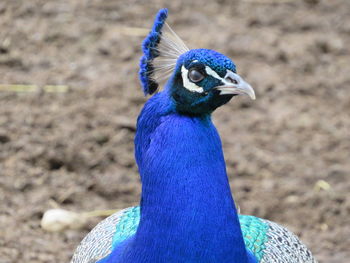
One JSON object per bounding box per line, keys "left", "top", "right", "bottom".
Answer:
{"left": 165, "top": 48, "right": 237, "bottom": 115}
{"left": 184, "top": 60, "right": 223, "bottom": 92}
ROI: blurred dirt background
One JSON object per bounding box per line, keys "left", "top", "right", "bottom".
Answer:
{"left": 0, "top": 0, "right": 349, "bottom": 262}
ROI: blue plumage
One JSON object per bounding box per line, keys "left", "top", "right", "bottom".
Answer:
{"left": 71, "top": 8, "right": 316, "bottom": 263}
{"left": 101, "top": 100, "right": 256, "bottom": 262}
{"left": 182, "top": 49, "right": 236, "bottom": 75}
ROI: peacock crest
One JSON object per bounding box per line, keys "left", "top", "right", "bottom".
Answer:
{"left": 139, "top": 9, "right": 189, "bottom": 95}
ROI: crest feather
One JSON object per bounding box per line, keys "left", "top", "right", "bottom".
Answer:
{"left": 139, "top": 9, "right": 189, "bottom": 95}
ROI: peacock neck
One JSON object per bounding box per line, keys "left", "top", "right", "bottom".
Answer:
{"left": 124, "top": 92, "right": 250, "bottom": 262}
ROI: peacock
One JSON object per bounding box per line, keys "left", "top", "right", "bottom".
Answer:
{"left": 71, "top": 9, "right": 317, "bottom": 263}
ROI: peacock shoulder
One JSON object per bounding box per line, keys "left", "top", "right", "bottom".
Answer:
{"left": 71, "top": 207, "right": 317, "bottom": 263}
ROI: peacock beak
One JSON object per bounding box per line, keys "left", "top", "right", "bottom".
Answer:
{"left": 215, "top": 71, "right": 256, "bottom": 100}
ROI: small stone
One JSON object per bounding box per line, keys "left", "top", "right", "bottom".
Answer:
{"left": 41, "top": 209, "right": 87, "bottom": 232}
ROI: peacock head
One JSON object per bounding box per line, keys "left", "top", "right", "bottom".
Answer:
{"left": 139, "top": 9, "right": 255, "bottom": 115}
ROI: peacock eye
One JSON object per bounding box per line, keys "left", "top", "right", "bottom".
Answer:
{"left": 188, "top": 68, "right": 205, "bottom": 82}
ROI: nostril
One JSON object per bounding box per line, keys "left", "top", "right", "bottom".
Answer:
{"left": 226, "top": 77, "right": 238, "bottom": 85}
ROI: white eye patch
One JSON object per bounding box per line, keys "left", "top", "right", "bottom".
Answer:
{"left": 181, "top": 65, "right": 204, "bottom": 93}
{"left": 205, "top": 66, "right": 222, "bottom": 80}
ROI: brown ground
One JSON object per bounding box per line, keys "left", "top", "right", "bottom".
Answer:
{"left": 0, "top": 0, "right": 349, "bottom": 262}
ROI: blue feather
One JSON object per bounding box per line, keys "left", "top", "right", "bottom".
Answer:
{"left": 97, "top": 91, "right": 256, "bottom": 263}
{"left": 139, "top": 8, "right": 168, "bottom": 95}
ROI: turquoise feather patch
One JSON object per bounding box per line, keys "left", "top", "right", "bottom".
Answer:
{"left": 238, "top": 214, "right": 269, "bottom": 261}
{"left": 111, "top": 207, "right": 140, "bottom": 248}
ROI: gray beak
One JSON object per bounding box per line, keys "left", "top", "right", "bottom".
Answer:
{"left": 215, "top": 71, "right": 256, "bottom": 100}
